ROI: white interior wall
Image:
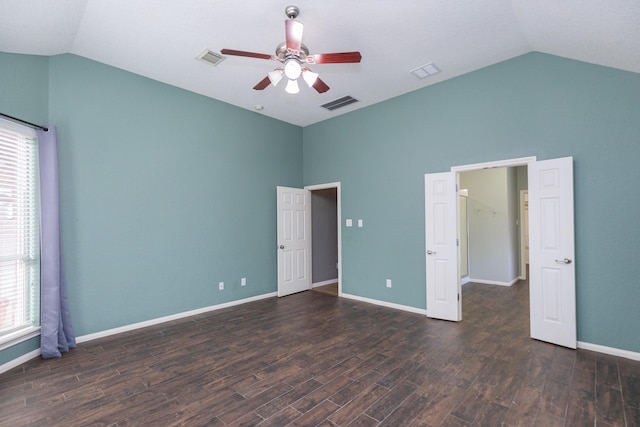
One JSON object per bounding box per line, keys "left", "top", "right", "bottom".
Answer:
{"left": 460, "top": 168, "right": 520, "bottom": 285}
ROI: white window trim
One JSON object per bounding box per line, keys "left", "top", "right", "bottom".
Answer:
{"left": 0, "top": 326, "right": 41, "bottom": 351}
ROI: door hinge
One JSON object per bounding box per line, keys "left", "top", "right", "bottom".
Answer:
{"left": 456, "top": 238, "right": 459, "bottom": 247}
{"left": 458, "top": 293, "right": 460, "bottom": 301}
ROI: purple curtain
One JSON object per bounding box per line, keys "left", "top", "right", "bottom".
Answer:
{"left": 38, "top": 127, "right": 76, "bottom": 358}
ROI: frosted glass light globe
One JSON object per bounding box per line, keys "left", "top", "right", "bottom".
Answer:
{"left": 284, "top": 60, "right": 302, "bottom": 80}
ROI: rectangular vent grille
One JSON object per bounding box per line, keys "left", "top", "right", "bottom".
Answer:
{"left": 321, "top": 96, "right": 359, "bottom": 111}
{"left": 410, "top": 62, "right": 440, "bottom": 79}
{"left": 197, "top": 49, "right": 225, "bottom": 66}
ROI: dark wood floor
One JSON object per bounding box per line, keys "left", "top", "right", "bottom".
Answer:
{"left": 1, "top": 279, "right": 639, "bottom": 426}
{"left": 313, "top": 283, "right": 338, "bottom": 296}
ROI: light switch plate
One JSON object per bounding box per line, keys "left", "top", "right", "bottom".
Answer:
{"left": 358, "top": 219, "right": 363, "bottom": 227}
{"left": 346, "top": 219, "right": 353, "bottom": 227}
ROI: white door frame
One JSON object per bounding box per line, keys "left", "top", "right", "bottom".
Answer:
{"left": 449, "top": 156, "right": 536, "bottom": 311}
{"left": 519, "top": 189, "right": 528, "bottom": 280}
{"left": 305, "top": 182, "right": 342, "bottom": 296}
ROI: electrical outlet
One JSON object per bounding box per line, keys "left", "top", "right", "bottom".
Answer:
{"left": 386, "top": 279, "right": 392, "bottom": 288}
{"left": 241, "top": 277, "right": 246, "bottom": 286}
{"left": 218, "top": 281, "right": 224, "bottom": 290}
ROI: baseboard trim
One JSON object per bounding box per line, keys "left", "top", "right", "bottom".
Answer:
{"left": 577, "top": 341, "right": 640, "bottom": 361}
{"left": 468, "top": 277, "right": 520, "bottom": 287}
{"left": 0, "top": 348, "right": 41, "bottom": 375}
{"left": 77, "top": 292, "right": 277, "bottom": 344}
{"left": 4, "top": 294, "right": 639, "bottom": 374}
{"left": 341, "top": 293, "right": 427, "bottom": 315}
{"left": 461, "top": 276, "right": 471, "bottom": 285}
{"left": 312, "top": 279, "right": 338, "bottom": 288}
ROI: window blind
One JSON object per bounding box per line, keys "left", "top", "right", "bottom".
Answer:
{"left": 0, "top": 118, "right": 40, "bottom": 342}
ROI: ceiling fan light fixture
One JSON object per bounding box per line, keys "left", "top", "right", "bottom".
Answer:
{"left": 268, "top": 69, "right": 283, "bottom": 86}
{"left": 223, "top": 6, "right": 362, "bottom": 95}
{"left": 284, "top": 59, "right": 302, "bottom": 80}
{"left": 302, "top": 69, "right": 318, "bottom": 87}
{"left": 285, "top": 79, "right": 300, "bottom": 94}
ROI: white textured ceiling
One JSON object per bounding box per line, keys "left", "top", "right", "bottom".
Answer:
{"left": 1, "top": 0, "right": 639, "bottom": 126}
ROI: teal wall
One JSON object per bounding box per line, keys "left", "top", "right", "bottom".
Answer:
{"left": 47, "top": 55, "right": 302, "bottom": 335}
{"left": 0, "top": 53, "right": 49, "bottom": 125}
{"left": 303, "top": 53, "right": 640, "bottom": 353}
{"left": 2, "top": 51, "right": 639, "bottom": 367}
{"left": 0, "top": 53, "right": 302, "bottom": 365}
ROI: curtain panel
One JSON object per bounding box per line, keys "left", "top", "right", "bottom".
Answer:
{"left": 37, "top": 127, "right": 76, "bottom": 358}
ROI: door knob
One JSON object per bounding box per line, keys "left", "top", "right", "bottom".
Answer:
{"left": 279, "top": 245, "right": 285, "bottom": 250}
{"left": 555, "top": 258, "right": 572, "bottom": 264}
{"left": 427, "top": 250, "right": 437, "bottom": 255}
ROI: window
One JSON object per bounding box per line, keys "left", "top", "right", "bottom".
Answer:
{"left": 0, "top": 118, "right": 40, "bottom": 348}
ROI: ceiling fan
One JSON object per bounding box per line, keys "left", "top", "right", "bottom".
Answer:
{"left": 221, "top": 5, "right": 362, "bottom": 94}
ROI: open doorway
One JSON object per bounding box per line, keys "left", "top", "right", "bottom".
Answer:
{"left": 458, "top": 166, "right": 528, "bottom": 287}
{"left": 458, "top": 166, "right": 529, "bottom": 318}
{"left": 305, "top": 182, "right": 342, "bottom": 296}
{"left": 425, "top": 156, "right": 576, "bottom": 348}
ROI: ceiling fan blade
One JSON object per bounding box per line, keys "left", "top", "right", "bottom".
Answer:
{"left": 307, "top": 51, "right": 362, "bottom": 64}
{"left": 221, "top": 49, "right": 273, "bottom": 60}
{"left": 285, "top": 19, "right": 304, "bottom": 53}
{"left": 253, "top": 76, "right": 272, "bottom": 90}
{"left": 312, "top": 77, "right": 330, "bottom": 94}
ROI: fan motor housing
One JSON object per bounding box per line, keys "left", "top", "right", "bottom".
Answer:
{"left": 275, "top": 41, "right": 309, "bottom": 60}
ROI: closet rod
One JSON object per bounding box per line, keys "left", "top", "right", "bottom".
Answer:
{"left": 0, "top": 112, "right": 48, "bottom": 132}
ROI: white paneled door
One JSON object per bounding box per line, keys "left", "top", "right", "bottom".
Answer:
{"left": 424, "top": 172, "right": 461, "bottom": 321}
{"left": 528, "top": 157, "right": 576, "bottom": 348}
{"left": 277, "top": 186, "right": 311, "bottom": 297}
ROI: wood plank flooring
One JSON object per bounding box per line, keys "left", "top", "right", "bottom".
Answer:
{"left": 1, "top": 279, "right": 639, "bottom": 426}
{"left": 312, "top": 283, "right": 338, "bottom": 296}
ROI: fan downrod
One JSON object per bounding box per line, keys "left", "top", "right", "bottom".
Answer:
{"left": 285, "top": 5, "right": 299, "bottom": 19}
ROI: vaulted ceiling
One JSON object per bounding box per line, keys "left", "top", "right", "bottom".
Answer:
{"left": 1, "top": 0, "right": 639, "bottom": 126}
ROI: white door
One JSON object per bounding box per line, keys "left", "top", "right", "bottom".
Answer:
{"left": 528, "top": 157, "right": 576, "bottom": 348}
{"left": 425, "top": 172, "right": 461, "bottom": 321}
{"left": 277, "top": 186, "right": 311, "bottom": 297}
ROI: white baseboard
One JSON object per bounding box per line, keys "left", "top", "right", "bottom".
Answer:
{"left": 312, "top": 279, "right": 338, "bottom": 288}
{"left": 468, "top": 277, "right": 520, "bottom": 287}
{"left": 578, "top": 341, "right": 640, "bottom": 361}
{"left": 341, "top": 293, "right": 427, "bottom": 315}
{"left": 4, "top": 293, "right": 639, "bottom": 374}
{"left": 461, "top": 276, "right": 471, "bottom": 285}
{"left": 77, "top": 292, "right": 277, "bottom": 344}
{"left": 0, "top": 348, "right": 41, "bottom": 375}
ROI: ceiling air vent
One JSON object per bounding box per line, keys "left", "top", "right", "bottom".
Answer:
{"left": 410, "top": 62, "right": 440, "bottom": 79}
{"left": 321, "top": 96, "right": 359, "bottom": 111}
{"left": 197, "top": 49, "right": 225, "bottom": 66}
